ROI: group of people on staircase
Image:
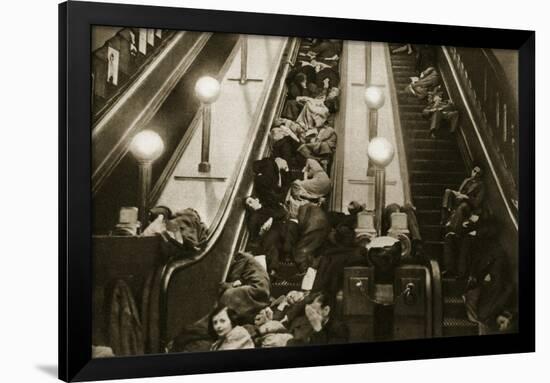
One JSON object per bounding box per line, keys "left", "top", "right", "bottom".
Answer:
{"left": 395, "top": 44, "right": 459, "bottom": 138}
{"left": 439, "top": 164, "right": 516, "bottom": 333}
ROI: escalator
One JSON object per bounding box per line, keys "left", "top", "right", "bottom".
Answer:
{"left": 92, "top": 32, "right": 240, "bottom": 233}
{"left": 155, "top": 37, "right": 303, "bottom": 350}
{"left": 388, "top": 43, "right": 518, "bottom": 337}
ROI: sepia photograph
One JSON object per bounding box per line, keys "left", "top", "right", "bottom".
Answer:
{"left": 90, "top": 25, "right": 520, "bottom": 359}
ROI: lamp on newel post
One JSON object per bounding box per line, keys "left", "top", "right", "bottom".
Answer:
{"left": 367, "top": 136, "right": 395, "bottom": 236}
{"left": 195, "top": 76, "right": 221, "bottom": 173}
{"left": 364, "top": 86, "right": 385, "bottom": 176}
{"left": 129, "top": 130, "right": 165, "bottom": 229}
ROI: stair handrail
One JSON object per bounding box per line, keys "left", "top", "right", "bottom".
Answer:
{"left": 441, "top": 46, "right": 518, "bottom": 230}
{"left": 156, "top": 37, "right": 300, "bottom": 349}
{"left": 443, "top": 46, "right": 518, "bottom": 209}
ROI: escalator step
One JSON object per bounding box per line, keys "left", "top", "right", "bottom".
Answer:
{"left": 411, "top": 182, "right": 457, "bottom": 196}
{"left": 444, "top": 296, "right": 468, "bottom": 318}
{"left": 411, "top": 159, "right": 464, "bottom": 171}
{"left": 411, "top": 170, "right": 465, "bottom": 183}
{"left": 442, "top": 317, "right": 478, "bottom": 336}
{"left": 409, "top": 148, "right": 461, "bottom": 161}
{"left": 415, "top": 209, "right": 441, "bottom": 225}
{"left": 419, "top": 224, "right": 443, "bottom": 242}
{"left": 407, "top": 139, "right": 456, "bottom": 150}
{"left": 412, "top": 195, "right": 442, "bottom": 209}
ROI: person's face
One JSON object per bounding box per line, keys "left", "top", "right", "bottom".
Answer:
{"left": 471, "top": 166, "right": 482, "bottom": 178}
{"left": 212, "top": 308, "right": 233, "bottom": 337}
{"left": 306, "top": 296, "right": 330, "bottom": 321}
{"left": 246, "top": 197, "right": 262, "bottom": 211}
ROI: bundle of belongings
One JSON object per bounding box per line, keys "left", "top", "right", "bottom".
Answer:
{"left": 141, "top": 206, "right": 209, "bottom": 252}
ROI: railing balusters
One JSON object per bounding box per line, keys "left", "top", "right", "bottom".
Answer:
{"left": 447, "top": 47, "right": 517, "bottom": 187}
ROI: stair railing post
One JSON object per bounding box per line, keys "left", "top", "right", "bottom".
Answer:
{"left": 129, "top": 130, "right": 165, "bottom": 229}
{"left": 365, "top": 86, "right": 385, "bottom": 177}
{"left": 367, "top": 137, "right": 395, "bottom": 235}
{"left": 194, "top": 76, "right": 221, "bottom": 173}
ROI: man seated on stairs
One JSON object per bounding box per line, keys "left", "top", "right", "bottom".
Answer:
{"left": 441, "top": 164, "right": 486, "bottom": 234}
{"left": 310, "top": 224, "right": 368, "bottom": 308}
{"left": 462, "top": 220, "right": 516, "bottom": 335}
{"left": 422, "top": 87, "right": 459, "bottom": 138}
{"left": 442, "top": 209, "right": 491, "bottom": 278}
{"left": 244, "top": 196, "right": 291, "bottom": 280}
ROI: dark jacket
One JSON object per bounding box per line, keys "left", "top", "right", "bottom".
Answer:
{"left": 458, "top": 177, "right": 485, "bottom": 210}
{"left": 253, "top": 158, "right": 289, "bottom": 209}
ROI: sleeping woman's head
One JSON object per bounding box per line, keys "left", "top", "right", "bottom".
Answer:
{"left": 208, "top": 306, "right": 238, "bottom": 339}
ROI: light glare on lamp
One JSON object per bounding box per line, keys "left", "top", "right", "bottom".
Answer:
{"left": 364, "top": 86, "right": 385, "bottom": 109}
{"left": 195, "top": 76, "right": 221, "bottom": 104}
{"left": 129, "top": 130, "right": 165, "bottom": 162}
{"left": 367, "top": 137, "right": 394, "bottom": 168}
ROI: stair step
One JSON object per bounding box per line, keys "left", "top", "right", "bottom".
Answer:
{"left": 391, "top": 64, "right": 414, "bottom": 69}
{"left": 403, "top": 121, "right": 431, "bottom": 131}
{"left": 401, "top": 112, "right": 431, "bottom": 121}
{"left": 419, "top": 224, "right": 443, "bottom": 241}
{"left": 411, "top": 159, "right": 463, "bottom": 172}
{"left": 407, "top": 129, "right": 433, "bottom": 140}
{"left": 409, "top": 148, "right": 461, "bottom": 161}
{"left": 399, "top": 104, "right": 425, "bottom": 112}
{"left": 423, "top": 240, "right": 444, "bottom": 259}
{"left": 442, "top": 317, "right": 478, "bottom": 337}
{"left": 411, "top": 169, "right": 465, "bottom": 183}
{"left": 271, "top": 280, "right": 301, "bottom": 298}
{"left": 412, "top": 195, "right": 442, "bottom": 210}
{"left": 391, "top": 58, "right": 416, "bottom": 66}
{"left": 407, "top": 139, "right": 456, "bottom": 150}
{"left": 444, "top": 296, "right": 468, "bottom": 318}
{"left": 443, "top": 277, "right": 468, "bottom": 296}
{"left": 416, "top": 209, "right": 441, "bottom": 225}
{"left": 411, "top": 183, "right": 458, "bottom": 196}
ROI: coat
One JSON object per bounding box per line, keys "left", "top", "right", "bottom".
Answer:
{"left": 289, "top": 203, "right": 332, "bottom": 272}
{"left": 458, "top": 176, "right": 485, "bottom": 210}
{"left": 108, "top": 279, "right": 144, "bottom": 356}
{"left": 297, "top": 125, "right": 337, "bottom": 160}
{"left": 210, "top": 326, "right": 255, "bottom": 351}
{"left": 253, "top": 157, "right": 289, "bottom": 209}
{"left": 294, "top": 159, "right": 331, "bottom": 199}
{"left": 220, "top": 252, "right": 271, "bottom": 320}
{"left": 165, "top": 208, "right": 208, "bottom": 250}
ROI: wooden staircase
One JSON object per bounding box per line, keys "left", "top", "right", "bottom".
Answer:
{"left": 388, "top": 43, "right": 477, "bottom": 337}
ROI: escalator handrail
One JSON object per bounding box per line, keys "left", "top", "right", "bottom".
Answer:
{"left": 159, "top": 37, "right": 299, "bottom": 291}
{"left": 92, "top": 32, "right": 212, "bottom": 195}
{"left": 92, "top": 30, "right": 179, "bottom": 125}
{"left": 428, "top": 259, "right": 443, "bottom": 337}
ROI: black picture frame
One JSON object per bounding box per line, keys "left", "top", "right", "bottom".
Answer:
{"left": 59, "top": 1, "right": 535, "bottom": 381}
